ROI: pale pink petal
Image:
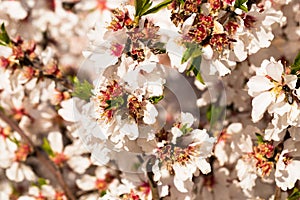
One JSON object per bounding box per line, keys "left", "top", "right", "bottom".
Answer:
{"left": 0, "top": 46, "right": 12, "bottom": 58}
{"left": 285, "top": 75, "right": 298, "bottom": 89}
{"left": 21, "top": 164, "right": 36, "bottom": 181}
{"left": 196, "top": 159, "right": 211, "bottom": 174}
{"left": 95, "top": 167, "right": 108, "bottom": 180}
{"left": 247, "top": 76, "right": 274, "bottom": 96}
{"left": 251, "top": 92, "right": 274, "bottom": 122}
{"left": 48, "top": 132, "right": 63, "bottom": 153}
{"left": 67, "top": 156, "right": 90, "bottom": 174}
{"left": 266, "top": 61, "right": 283, "bottom": 82}
{"left": 173, "top": 177, "right": 188, "bottom": 193}
{"left": 143, "top": 103, "right": 158, "bottom": 125}
{"left": 76, "top": 175, "right": 97, "bottom": 191}
{"left": 6, "top": 162, "right": 24, "bottom": 182}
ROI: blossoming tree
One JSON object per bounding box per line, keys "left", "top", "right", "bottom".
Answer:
{"left": 0, "top": 0, "right": 299, "bottom": 199}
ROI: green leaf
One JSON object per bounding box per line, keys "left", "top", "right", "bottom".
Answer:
{"left": 135, "top": 0, "right": 144, "bottom": 17}
{"left": 37, "top": 178, "right": 47, "bottom": 186}
{"left": 180, "top": 124, "right": 193, "bottom": 135}
{"left": 148, "top": 95, "right": 164, "bottom": 104}
{"left": 206, "top": 104, "right": 223, "bottom": 129}
{"left": 235, "top": 0, "right": 248, "bottom": 6}
{"left": 186, "top": 55, "right": 204, "bottom": 84}
{"left": 234, "top": 0, "right": 248, "bottom": 12}
{"left": 288, "top": 188, "right": 300, "bottom": 200}
{"left": 105, "top": 96, "right": 125, "bottom": 111}
{"left": 135, "top": 0, "right": 173, "bottom": 19}
{"left": 255, "top": 133, "right": 264, "bottom": 144}
{"left": 135, "top": 0, "right": 152, "bottom": 17}
{"left": 239, "top": 5, "right": 248, "bottom": 12}
{"left": 8, "top": 136, "right": 20, "bottom": 146}
{"left": 32, "top": 178, "right": 48, "bottom": 188}
{"left": 0, "top": 23, "right": 11, "bottom": 46}
{"left": 100, "top": 190, "right": 107, "bottom": 197}
{"left": 181, "top": 44, "right": 202, "bottom": 64}
{"left": 37, "top": 178, "right": 47, "bottom": 187}
{"left": 72, "top": 78, "right": 93, "bottom": 101}
{"left": 195, "top": 66, "right": 204, "bottom": 83}
{"left": 142, "top": 0, "right": 173, "bottom": 16}
{"left": 42, "top": 138, "right": 54, "bottom": 157}
{"left": 291, "top": 51, "right": 300, "bottom": 75}
{"left": 182, "top": 47, "right": 194, "bottom": 64}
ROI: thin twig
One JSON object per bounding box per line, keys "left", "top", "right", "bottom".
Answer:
{"left": 0, "top": 110, "right": 76, "bottom": 200}
{"left": 275, "top": 186, "right": 281, "bottom": 200}
{"left": 147, "top": 157, "right": 160, "bottom": 200}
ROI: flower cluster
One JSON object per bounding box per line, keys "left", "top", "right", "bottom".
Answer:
{"left": 0, "top": 0, "right": 300, "bottom": 199}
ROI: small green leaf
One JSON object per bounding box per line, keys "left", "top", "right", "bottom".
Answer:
{"left": 195, "top": 70, "right": 204, "bottom": 83}
{"left": 135, "top": 0, "right": 152, "bottom": 17}
{"left": 100, "top": 190, "right": 107, "bottom": 197}
{"left": 133, "top": 162, "right": 141, "bottom": 170}
{"left": 105, "top": 96, "right": 125, "bottom": 111}
{"left": 8, "top": 136, "right": 20, "bottom": 146}
{"left": 186, "top": 55, "right": 204, "bottom": 84}
{"left": 291, "top": 51, "right": 300, "bottom": 75}
{"left": 206, "top": 104, "right": 223, "bottom": 129}
{"left": 72, "top": 78, "right": 93, "bottom": 101}
{"left": 234, "top": 0, "right": 248, "bottom": 12}
{"left": 135, "top": 0, "right": 145, "bottom": 17}
{"left": 239, "top": 5, "right": 248, "bottom": 12}
{"left": 42, "top": 138, "right": 54, "bottom": 157}
{"left": 182, "top": 47, "right": 194, "bottom": 64}
{"left": 181, "top": 44, "right": 202, "bottom": 64}
{"left": 180, "top": 124, "right": 193, "bottom": 135}
{"left": 148, "top": 95, "right": 164, "bottom": 104}
{"left": 255, "top": 133, "right": 264, "bottom": 144}
{"left": 32, "top": 178, "right": 48, "bottom": 188}
{"left": 235, "top": 0, "right": 248, "bottom": 6}
{"left": 288, "top": 188, "right": 300, "bottom": 200}
{"left": 0, "top": 23, "right": 11, "bottom": 46}
{"left": 142, "top": 0, "right": 173, "bottom": 16}
{"left": 37, "top": 178, "right": 47, "bottom": 186}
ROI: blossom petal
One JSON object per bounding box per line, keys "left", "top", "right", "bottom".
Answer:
{"left": 0, "top": 46, "right": 12, "bottom": 58}
{"left": 6, "top": 162, "right": 24, "bottom": 182}
{"left": 143, "top": 103, "right": 158, "bottom": 125}
{"left": 196, "top": 159, "right": 211, "bottom": 174}
{"left": 251, "top": 92, "right": 274, "bottom": 122}
{"left": 67, "top": 156, "right": 90, "bottom": 174}
{"left": 247, "top": 76, "right": 273, "bottom": 96}
{"left": 266, "top": 61, "right": 283, "bottom": 82}
{"left": 48, "top": 132, "right": 63, "bottom": 153}
{"left": 120, "top": 121, "right": 139, "bottom": 140}
{"left": 76, "top": 175, "right": 97, "bottom": 191}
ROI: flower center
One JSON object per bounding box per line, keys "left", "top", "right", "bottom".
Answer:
{"left": 95, "top": 179, "right": 108, "bottom": 191}
{"left": 0, "top": 126, "right": 11, "bottom": 138}
{"left": 157, "top": 142, "right": 201, "bottom": 174}
{"left": 15, "top": 143, "right": 31, "bottom": 162}
{"left": 121, "top": 190, "right": 140, "bottom": 200}
{"left": 93, "top": 81, "right": 125, "bottom": 121}
{"left": 51, "top": 152, "right": 68, "bottom": 166}
{"left": 248, "top": 143, "right": 275, "bottom": 176}
{"left": 97, "top": 0, "right": 107, "bottom": 12}
{"left": 282, "top": 153, "right": 292, "bottom": 166}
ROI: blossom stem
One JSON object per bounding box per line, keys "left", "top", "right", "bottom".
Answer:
{"left": 0, "top": 110, "right": 76, "bottom": 200}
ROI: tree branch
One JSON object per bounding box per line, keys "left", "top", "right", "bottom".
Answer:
{"left": 0, "top": 110, "right": 76, "bottom": 200}
{"left": 146, "top": 157, "right": 160, "bottom": 200}
{"left": 275, "top": 186, "right": 281, "bottom": 200}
